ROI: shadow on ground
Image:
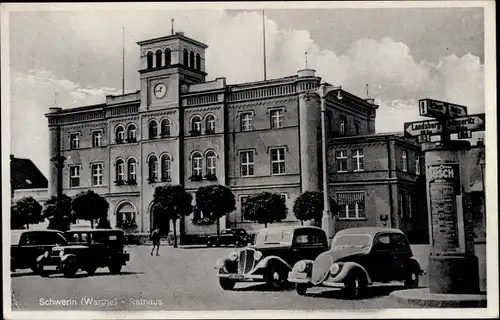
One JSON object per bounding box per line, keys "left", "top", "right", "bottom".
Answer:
{"left": 48, "top": 271, "right": 144, "bottom": 279}
{"left": 233, "top": 282, "right": 295, "bottom": 292}
{"left": 305, "top": 284, "right": 406, "bottom": 300}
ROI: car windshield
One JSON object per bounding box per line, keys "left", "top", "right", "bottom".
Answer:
{"left": 331, "top": 234, "right": 372, "bottom": 248}
{"left": 255, "top": 231, "right": 292, "bottom": 245}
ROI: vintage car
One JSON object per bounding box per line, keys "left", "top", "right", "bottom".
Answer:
{"left": 288, "top": 227, "right": 423, "bottom": 298}
{"left": 37, "top": 228, "right": 130, "bottom": 277}
{"left": 11, "top": 230, "right": 67, "bottom": 273}
{"left": 215, "top": 226, "right": 329, "bottom": 290}
{"left": 208, "top": 228, "right": 252, "bottom": 247}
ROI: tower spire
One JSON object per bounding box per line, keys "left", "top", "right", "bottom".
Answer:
{"left": 366, "top": 83, "right": 369, "bottom": 98}
{"left": 305, "top": 52, "right": 308, "bottom": 69}
{"left": 171, "top": 18, "right": 175, "bottom": 35}
{"left": 122, "top": 27, "right": 125, "bottom": 95}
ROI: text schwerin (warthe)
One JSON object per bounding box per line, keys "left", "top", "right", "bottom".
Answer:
{"left": 38, "top": 297, "right": 164, "bottom": 307}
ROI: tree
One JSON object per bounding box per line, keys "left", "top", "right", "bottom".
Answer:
{"left": 11, "top": 197, "right": 43, "bottom": 229}
{"left": 294, "top": 191, "right": 342, "bottom": 227}
{"left": 72, "top": 190, "right": 110, "bottom": 228}
{"left": 153, "top": 184, "right": 193, "bottom": 248}
{"left": 195, "top": 185, "right": 236, "bottom": 238}
{"left": 43, "top": 194, "right": 74, "bottom": 231}
{"left": 242, "top": 192, "right": 288, "bottom": 228}
{"left": 11, "top": 204, "right": 25, "bottom": 229}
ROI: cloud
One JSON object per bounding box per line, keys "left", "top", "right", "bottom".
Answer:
{"left": 9, "top": 10, "right": 484, "bottom": 177}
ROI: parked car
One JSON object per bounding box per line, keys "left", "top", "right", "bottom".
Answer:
{"left": 208, "top": 228, "right": 252, "bottom": 247}
{"left": 11, "top": 230, "right": 67, "bottom": 273}
{"left": 215, "top": 226, "right": 329, "bottom": 290}
{"left": 288, "top": 227, "right": 423, "bottom": 298}
{"left": 37, "top": 228, "right": 130, "bottom": 277}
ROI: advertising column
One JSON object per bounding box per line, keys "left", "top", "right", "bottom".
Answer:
{"left": 423, "top": 140, "right": 479, "bottom": 294}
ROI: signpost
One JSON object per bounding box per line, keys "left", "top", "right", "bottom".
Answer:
{"left": 419, "top": 98, "right": 468, "bottom": 119}
{"left": 404, "top": 113, "right": 485, "bottom": 140}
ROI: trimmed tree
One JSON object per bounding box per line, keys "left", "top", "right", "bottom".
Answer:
{"left": 153, "top": 184, "right": 193, "bottom": 248}
{"left": 195, "top": 185, "right": 236, "bottom": 238}
{"left": 72, "top": 190, "right": 110, "bottom": 229}
{"left": 11, "top": 204, "right": 24, "bottom": 229}
{"left": 43, "top": 194, "right": 74, "bottom": 231}
{"left": 11, "top": 197, "right": 43, "bottom": 229}
{"left": 294, "top": 190, "right": 330, "bottom": 226}
{"left": 242, "top": 192, "right": 288, "bottom": 228}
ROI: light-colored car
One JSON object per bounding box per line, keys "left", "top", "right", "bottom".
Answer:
{"left": 288, "top": 227, "right": 423, "bottom": 298}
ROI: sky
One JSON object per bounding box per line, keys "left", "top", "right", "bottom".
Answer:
{"left": 5, "top": 3, "right": 487, "bottom": 177}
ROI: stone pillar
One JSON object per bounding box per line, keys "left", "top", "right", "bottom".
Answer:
{"left": 47, "top": 107, "right": 62, "bottom": 198}
{"left": 298, "top": 93, "right": 320, "bottom": 192}
{"left": 423, "top": 140, "right": 479, "bottom": 294}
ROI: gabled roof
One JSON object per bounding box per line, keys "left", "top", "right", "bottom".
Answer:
{"left": 10, "top": 155, "right": 48, "bottom": 190}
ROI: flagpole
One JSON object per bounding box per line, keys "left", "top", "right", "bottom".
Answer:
{"left": 262, "top": 9, "right": 267, "bottom": 81}
{"left": 122, "top": 27, "right": 125, "bottom": 95}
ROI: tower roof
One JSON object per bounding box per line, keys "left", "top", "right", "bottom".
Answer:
{"left": 136, "top": 32, "right": 208, "bottom": 49}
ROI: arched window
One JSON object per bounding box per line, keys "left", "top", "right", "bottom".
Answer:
{"left": 205, "top": 114, "right": 215, "bottom": 134}
{"left": 161, "top": 153, "right": 172, "bottom": 182}
{"left": 148, "top": 120, "right": 158, "bottom": 139}
{"left": 189, "top": 51, "right": 195, "bottom": 68}
{"left": 127, "top": 124, "right": 137, "bottom": 142}
{"left": 116, "top": 159, "right": 125, "bottom": 183}
{"left": 148, "top": 155, "right": 158, "bottom": 182}
{"left": 147, "top": 51, "right": 154, "bottom": 69}
{"left": 165, "top": 48, "right": 171, "bottom": 66}
{"left": 190, "top": 115, "right": 202, "bottom": 135}
{"left": 206, "top": 151, "right": 216, "bottom": 176}
{"left": 195, "top": 53, "right": 201, "bottom": 71}
{"left": 127, "top": 158, "right": 137, "bottom": 183}
{"left": 115, "top": 125, "right": 125, "bottom": 143}
{"left": 155, "top": 49, "right": 162, "bottom": 68}
{"left": 191, "top": 152, "right": 202, "bottom": 177}
{"left": 115, "top": 202, "right": 137, "bottom": 229}
{"left": 161, "top": 118, "right": 171, "bottom": 137}
{"left": 183, "top": 49, "right": 189, "bottom": 66}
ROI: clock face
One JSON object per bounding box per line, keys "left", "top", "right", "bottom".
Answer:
{"left": 153, "top": 83, "right": 167, "bottom": 99}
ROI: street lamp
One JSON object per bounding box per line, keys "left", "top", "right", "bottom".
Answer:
{"left": 50, "top": 155, "right": 66, "bottom": 201}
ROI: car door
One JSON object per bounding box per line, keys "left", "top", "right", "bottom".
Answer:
{"left": 367, "top": 233, "right": 392, "bottom": 282}
{"left": 389, "top": 233, "right": 412, "bottom": 279}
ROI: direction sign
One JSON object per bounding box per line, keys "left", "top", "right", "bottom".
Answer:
{"left": 404, "top": 113, "right": 485, "bottom": 137}
{"left": 419, "top": 99, "right": 468, "bottom": 119}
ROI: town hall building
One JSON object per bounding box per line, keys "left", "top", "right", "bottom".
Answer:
{"left": 45, "top": 31, "right": 428, "bottom": 243}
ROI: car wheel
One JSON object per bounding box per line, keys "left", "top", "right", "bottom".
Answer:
{"left": 108, "top": 262, "right": 122, "bottom": 274}
{"left": 404, "top": 268, "right": 420, "bottom": 289}
{"left": 343, "top": 272, "right": 366, "bottom": 299}
{"left": 295, "top": 283, "right": 308, "bottom": 296}
{"left": 219, "top": 278, "right": 236, "bottom": 290}
{"left": 265, "top": 267, "right": 286, "bottom": 290}
{"left": 62, "top": 257, "right": 78, "bottom": 278}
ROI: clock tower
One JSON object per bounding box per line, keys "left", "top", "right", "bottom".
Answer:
{"left": 137, "top": 31, "right": 208, "bottom": 111}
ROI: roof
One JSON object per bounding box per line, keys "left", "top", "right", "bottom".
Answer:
{"left": 258, "top": 226, "right": 324, "bottom": 233}
{"left": 65, "top": 228, "right": 124, "bottom": 233}
{"left": 335, "top": 227, "right": 404, "bottom": 236}
{"left": 10, "top": 155, "right": 48, "bottom": 190}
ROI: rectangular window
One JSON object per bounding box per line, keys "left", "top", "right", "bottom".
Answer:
{"left": 402, "top": 150, "right": 408, "bottom": 172}
{"left": 337, "top": 192, "right": 365, "bottom": 219}
{"left": 92, "top": 130, "right": 102, "bottom": 147}
{"left": 70, "top": 166, "right": 80, "bottom": 187}
{"left": 352, "top": 149, "right": 364, "bottom": 171}
{"left": 70, "top": 133, "right": 80, "bottom": 149}
{"left": 240, "top": 112, "right": 253, "bottom": 131}
{"left": 335, "top": 150, "right": 348, "bottom": 172}
{"left": 340, "top": 116, "right": 347, "bottom": 136}
{"left": 270, "top": 108, "right": 283, "bottom": 129}
{"left": 270, "top": 147, "right": 286, "bottom": 175}
{"left": 91, "top": 163, "right": 103, "bottom": 186}
{"left": 415, "top": 155, "right": 421, "bottom": 175}
{"left": 240, "top": 150, "right": 255, "bottom": 177}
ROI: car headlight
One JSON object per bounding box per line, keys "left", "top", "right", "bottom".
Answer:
{"left": 59, "top": 251, "right": 64, "bottom": 257}
{"left": 253, "top": 251, "right": 262, "bottom": 261}
{"left": 329, "top": 263, "right": 341, "bottom": 276}
{"left": 229, "top": 252, "right": 238, "bottom": 261}
{"left": 297, "top": 261, "right": 307, "bottom": 272}
{"left": 43, "top": 251, "right": 49, "bottom": 258}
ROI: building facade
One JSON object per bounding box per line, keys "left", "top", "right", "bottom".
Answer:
{"left": 45, "top": 31, "right": 427, "bottom": 242}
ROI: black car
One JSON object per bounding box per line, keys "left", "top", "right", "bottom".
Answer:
{"left": 215, "top": 226, "right": 328, "bottom": 290}
{"left": 37, "top": 229, "right": 130, "bottom": 277}
{"left": 288, "top": 227, "right": 423, "bottom": 298}
{"left": 11, "top": 230, "right": 67, "bottom": 273}
{"left": 212, "top": 228, "right": 252, "bottom": 247}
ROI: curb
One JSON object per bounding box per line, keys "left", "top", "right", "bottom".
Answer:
{"left": 389, "top": 288, "right": 487, "bottom": 308}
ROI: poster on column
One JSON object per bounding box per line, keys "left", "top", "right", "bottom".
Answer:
{"left": 428, "top": 163, "right": 461, "bottom": 253}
